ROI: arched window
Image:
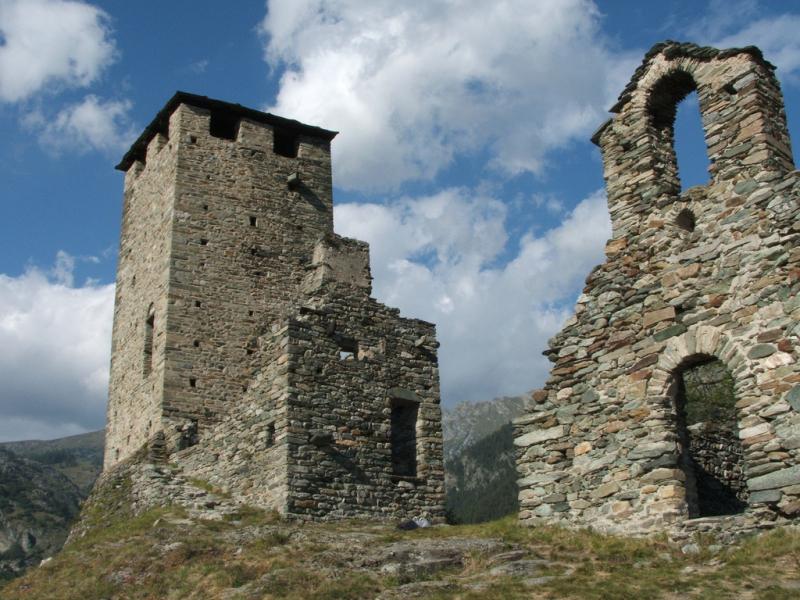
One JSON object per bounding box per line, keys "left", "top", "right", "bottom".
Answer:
{"left": 647, "top": 70, "right": 710, "bottom": 194}
{"left": 674, "top": 90, "right": 711, "bottom": 190}
{"left": 143, "top": 303, "right": 155, "bottom": 377}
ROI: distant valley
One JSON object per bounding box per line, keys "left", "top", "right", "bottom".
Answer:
{"left": 0, "top": 431, "right": 104, "bottom": 579}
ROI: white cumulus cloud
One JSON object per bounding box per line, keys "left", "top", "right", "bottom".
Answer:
{"left": 30, "top": 94, "right": 136, "bottom": 154}
{"left": 335, "top": 188, "right": 611, "bottom": 404}
{"left": 684, "top": 1, "right": 800, "bottom": 84}
{"left": 260, "top": 0, "right": 634, "bottom": 190}
{"left": 713, "top": 14, "right": 800, "bottom": 81}
{"left": 0, "top": 0, "right": 116, "bottom": 103}
{"left": 0, "top": 252, "right": 114, "bottom": 442}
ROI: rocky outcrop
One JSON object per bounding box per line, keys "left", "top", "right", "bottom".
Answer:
{"left": 0, "top": 448, "right": 83, "bottom": 579}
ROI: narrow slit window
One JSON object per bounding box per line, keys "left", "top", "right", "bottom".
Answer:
{"left": 391, "top": 399, "right": 418, "bottom": 477}
{"left": 143, "top": 304, "right": 155, "bottom": 377}
{"left": 273, "top": 128, "right": 299, "bottom": 158}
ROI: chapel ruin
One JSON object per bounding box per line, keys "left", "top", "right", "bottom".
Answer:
{"left": 104, "top": 93, "right": 445, "bottom": 521}
{"left": 515, "top": 42, "right": 800, "bottom": 535}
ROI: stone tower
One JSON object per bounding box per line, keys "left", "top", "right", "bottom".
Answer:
{"left": 515, "top": 43, "right": 800, "bottom": 535}
{"left": 105, "top": 93, "right": 445, "bottom": 520}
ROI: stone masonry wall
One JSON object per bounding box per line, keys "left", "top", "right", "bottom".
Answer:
{"left": 282, "top": 282, "right": 445, "bottom": 521}
{"left": 176, "top": 240, "right": 445, "bottom": 521}
{"left": 162, "top": 103, "right": 335, "bottom": 436}
{"left": 177, "top": 327, "right": 290, "bottom": 513}
{"left": 687, "top": 422, "right": 748, "bottom": 504}
{"left": 106, "top": 95, "right": 337, "bottom": 467}
{"left": 515, "top": 43, "right": 800, "bottom": 535}
{"left": 105, "top": 113, "right": 181, "bottom": 468}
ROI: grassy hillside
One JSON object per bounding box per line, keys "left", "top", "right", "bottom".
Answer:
{"left": 2, "top": 472, "right": 799, "bottom": 600}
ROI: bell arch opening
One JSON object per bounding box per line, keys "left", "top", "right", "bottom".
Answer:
{"left": 646, "top": 70, "right": 711, "bottom": 194}
{"left": 670, "top": 355, "right": 748, "bottom": 518}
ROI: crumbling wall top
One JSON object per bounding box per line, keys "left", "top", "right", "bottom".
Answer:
{"left": 612, "top": 41, "right": 777, "bottom": 114}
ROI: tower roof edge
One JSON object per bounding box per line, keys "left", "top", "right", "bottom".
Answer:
{"left": 116, "top": 91, "right": 338, "bottom": 171}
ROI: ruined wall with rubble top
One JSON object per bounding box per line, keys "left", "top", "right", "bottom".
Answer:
{"left": 515, "top": 42, "right": 800, "bottom": 535}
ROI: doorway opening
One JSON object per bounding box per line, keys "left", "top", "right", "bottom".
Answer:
{"left": 673, "top": 356, "right": 748, "bottom": 517}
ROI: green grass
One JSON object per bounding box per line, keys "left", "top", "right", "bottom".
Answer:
{"left": 2, "top": 500, "right": 798, "bottom": 600}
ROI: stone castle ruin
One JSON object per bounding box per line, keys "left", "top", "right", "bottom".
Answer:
{"left": 104, "top": 93, "right": 445, "bottom": 521}
{"left": 515, "top": 42, "right": 800, "bottom": 535}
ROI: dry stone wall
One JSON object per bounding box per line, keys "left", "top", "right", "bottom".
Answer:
{"left": 176, "top": 258, "right": 446, "bottom": 521}
{"left": 515, "top": 42, "right": 800, "bottom": 535}
{"left": 281, "top": 281, "right": 444, "bottom": 521}
{"left": 687, "top": 423, "right": 748, "bottom": 509}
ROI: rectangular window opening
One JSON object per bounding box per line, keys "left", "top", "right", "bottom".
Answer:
{"left": 391, "top": 399, "right": 418, "bottom": 477}
{"left": 209, "top": 110, "right": 240, "bottom": 140}
{"left": 337, "top": 337, "right": 358, "bottom": 361}
{"left": 249, "top": 215, "right": 257, "bottom": 227}
{"left": 189, "top": 377, "right": 197, "bottom": 388}
{"left": 273, "top": 128, "right": 299, "bottom": 158}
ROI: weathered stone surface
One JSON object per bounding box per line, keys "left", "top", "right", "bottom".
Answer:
{"left": 643, "top": 307, "right": 676, "bottom": 328}
{"left": 748, "top": 466, "right": 800, "bottom": 492}
{"left": 786, "top": 385, "right": 800, "bottom": 412}
{"left": 749, "top": 490, "right": 782, "bottom": 504}
{"left": 748, "top": 344, "right": 777, "bottom": 359}
{"left": 514, "top": 426, "right": 565, "bottom": 447}
{"left": 629, "top": 442, "right": 675, "bottom": 461}
{"left": 516, "top": 41, "right": 800, "bottom": 536}
{"left": 592, "top": 481, "right": 620, "bottom": 499}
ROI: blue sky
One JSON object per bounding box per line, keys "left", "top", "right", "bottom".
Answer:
{"left": 1, "top": 0, "right": 800, "bottom": 441}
